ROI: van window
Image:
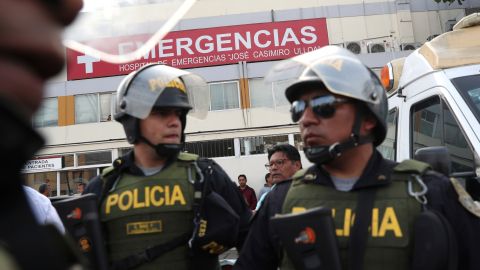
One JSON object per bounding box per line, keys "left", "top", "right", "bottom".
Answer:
{"left": 378, "top": 108, "right": 398, "bottom": 160}
{"left": 451, "top": 74, "right": 480, "bottom": 123}
{"left": 411, "top": 96, "right": 474, "bottom": 173}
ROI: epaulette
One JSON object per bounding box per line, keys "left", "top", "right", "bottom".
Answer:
{"left": 393, "top": 159, "right": 431, "bottom": 175}
{"left": 292, "top": 168, "right": 307, "bottom": 181}
{"left": 450, "top": 177, "right": 480, "bottom": 218}
{"left": 101, "top": 158, "right": 124, "bottom": 178}
{"left": 177, "top": 152, "right": 199, "bottom": 162}
{"left": 101, "top": 166, "right": 115, "bottom": 178}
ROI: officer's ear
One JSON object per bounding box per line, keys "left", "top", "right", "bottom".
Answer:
{"left": 293, "top": 160, "right": 302, "bottom": 170}
{"left": 360, "top": 111, "right": 377, "bottom": 136}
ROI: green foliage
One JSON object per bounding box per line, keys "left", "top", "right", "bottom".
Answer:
{"left": 433, "top": 0, "right": 465, "bottom": 5}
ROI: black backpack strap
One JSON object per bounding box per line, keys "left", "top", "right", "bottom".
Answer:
{"left": 348, "top": 160, "right": 430, "bottom": 270}
{"left": 188, "top": 159, "right": 208, "bottom": 249}
{"left": 110, "top": 232, "right": 191, "bottom": 270}
{"left": 348, "top": 188, "right": 377, "bottom": 270}
{"left": 99, "top": 159, "right": 126, "bottom": 206}
{"left": 394, "top": 159, "right": 459, "bottom": 270}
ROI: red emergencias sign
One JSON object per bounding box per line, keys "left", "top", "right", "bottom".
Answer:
{"left": 66, "top": 18, "right": 329, "bottom": 80}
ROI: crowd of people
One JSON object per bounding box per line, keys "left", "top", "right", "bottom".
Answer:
{"left": 1, "top": 1, "right": 479, "bottom": 269}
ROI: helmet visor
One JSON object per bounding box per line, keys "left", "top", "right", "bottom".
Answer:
{"left": 265, "top": 46, "right": 381, "bottom": 105}
{"left": 118, "top": 65, "right": 208, "bottom": 119}
{"left": 63, "top": 0, "right": 196, "bottom": 64}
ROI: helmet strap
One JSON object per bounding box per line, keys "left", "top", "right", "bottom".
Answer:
{"left": 138, "top": 136, "right": 183, "bottom": 159}
{"left": 304, "top": 105, "right": 374, "bottom": 165}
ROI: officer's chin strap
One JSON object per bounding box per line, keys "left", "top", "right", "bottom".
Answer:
{"left": 304, "top": 111, "right": 374, "bottom": 165}
{"left": 138, "top": 136, "right": 183, "bottom": 159}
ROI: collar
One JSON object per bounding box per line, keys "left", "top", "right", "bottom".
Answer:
{"left": 307, "top": 151, "right": 396, "bottom": 190}
{"left": 116, "top": 150, "right": 176, "bottom": 176}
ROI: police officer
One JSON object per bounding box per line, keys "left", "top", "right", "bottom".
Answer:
{"left": 85, "top": 64, "right": 251, "bottom": 270}
{"left": 0, "top": 0, "right": 85, "bottom": 269}
{"left": 234, "top": 46, "right": 480, "bottom": 270}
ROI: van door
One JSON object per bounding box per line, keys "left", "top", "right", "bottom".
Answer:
{"left": 378, "top": 94, "right": 403, "bottom": 161}
{"left": 402, "top": 87, "right": 479, "bottom": 199}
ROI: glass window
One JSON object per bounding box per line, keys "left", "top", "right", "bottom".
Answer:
{"left": 100, "top": 93, "right": 115, "bottom": 122}
{"left": 249, "top": 78, "right": 274, "bottom": 108}
{"left": 293, "top": 133, "right": 304, "bottom": 151}
{"left": 411, "top": 96, "right": 474, "bottom": 173}
{"left": 378, "top": 108, "right": 398, "bottom": 160}
{"left": 209, "top": 81, "right": 240, "bottom": 111}
{"left": 75, "top": 94, "right": 99, "bottom": 124}
{"left": 77, "top": 151, "right": 112, "bottom": 166}
{"left": 118, "top": 147, "right": 133, "bottom": 157}
{"left": 185, "top": 139, "right": 235, "bottom": 158}
{"left": 451, "top": 74, "right": 480, "bottom": 123}
{"left": 23, "top": 172, "right": 57, "bottom": 197}
{"left": 240, "top": 135, "right": 289, "bottom": 155}
{"left": 63, "top": 154, "right": 75, "bottom": 167}
{"left": 59, "top": 168, "right": 97, "bottom": 195}
{"left": 272, "top": 80, "right": 290, "bottom": 107}
{"left": 33, "top": 98, "right": 58, "bottom": 128}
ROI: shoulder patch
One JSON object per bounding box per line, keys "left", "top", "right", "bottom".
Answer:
{"left": 178, "top": 152, "right": 199, "bottom": 161}
{"left": 292, "top": 169, "right": 307, "bottom": 180}
{"left": 394, "top": 159, "right": 431, "bottom": 175}
{"left": 101, "top": 166, "right": 115, "bottom": 177}
{"left": 450, "top": 177, "right": 480, "bottom": 218}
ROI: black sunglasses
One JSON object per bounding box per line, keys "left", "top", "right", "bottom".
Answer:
{"left": 290, "top": 95, "right": 349, "bottom": 122}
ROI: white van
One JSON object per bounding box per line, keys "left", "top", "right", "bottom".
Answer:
{"left": 378, "top": 13, "right": 480, "bottom": 199}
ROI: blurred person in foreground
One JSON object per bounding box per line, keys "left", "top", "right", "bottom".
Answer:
{"left": 0, "top": 0, "right": 85, "bottom": 269}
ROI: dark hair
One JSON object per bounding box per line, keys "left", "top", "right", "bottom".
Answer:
{"left": 38, "top": 183, "right": 48, "bottom": 194}
{"left": 264, "top": 173, "right": 271, "bottom": 182}
{"left": 267, "top": 144, "right": 301, "bottom": 162}
{"left": 78, "top": 183, "right": 86, "bottom": 187}
{"left": 238, "top": 174, "right": 247, "bottom": 180}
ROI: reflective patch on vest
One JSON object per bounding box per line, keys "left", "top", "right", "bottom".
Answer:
{"left": 104, "top": 184, "right": 188, "bottom": 215}
{"left": 126, "top": 220, "right": 163, "bottom": 235}
{"left": 79, "top": 236, "right": 92, "bottom": 252}
{"left": 288, "top": 200, "right": 410, "bottom": 248}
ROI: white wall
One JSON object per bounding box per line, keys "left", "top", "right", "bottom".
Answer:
{"left": 213, "top": 151, "right": 313, "bottom": 196}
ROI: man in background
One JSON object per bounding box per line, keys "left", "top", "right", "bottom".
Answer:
{"left": 258, "top": 173, "right": 273, "bottom": 200}
{"left": 238, "top": 174, "right": 257, "bottom": 211}
{"left": 38, "top": 183, "right": 51, "bottom": 197}
{"left": 76, "top": 182, "right": 86, "bottom": 194}
{"left": 255, "top": 144, "right": 302, "bottom": 211}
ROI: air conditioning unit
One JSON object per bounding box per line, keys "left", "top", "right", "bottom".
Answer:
{"left": 367, "top": 42, "right": 386, "bottom": 53}
{"left": 400, "top": 42, "right": 420, "bottom": 51}
{"left": 426, "top": 34, "right": 439, "bottom": 42}
{"left": 344, "top": 41, "right": 362, "bottom": 54}
{"left": 445, "top": 19, "right": 457, "bottom": 32}
{"left": 344, "top": 41, "right": 367, "bottom": 54}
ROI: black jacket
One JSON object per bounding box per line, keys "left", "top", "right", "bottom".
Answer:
{"left": 0, "top": 97, "right": 84, "bottom": 269}
{"left": 234, "top": 151, "right": 480, "bottom": 270}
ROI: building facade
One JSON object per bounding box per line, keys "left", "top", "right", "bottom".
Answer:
{"left": 24, "top": 0, "right": 480, "bottom": 196}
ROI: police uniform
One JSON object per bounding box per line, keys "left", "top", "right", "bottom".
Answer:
{"left": 86, "top": 150, "right": 251, "bottom": 270}
{"left": 234, "top": 151, "right": 480, "bottom": 270}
